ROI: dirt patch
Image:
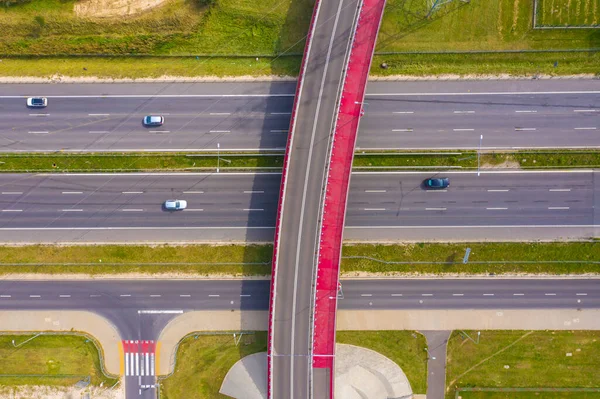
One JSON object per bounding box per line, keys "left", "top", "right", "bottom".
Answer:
{"left": 75, "top": 0, "right": 170, "bottom": 18}
{"left": 481, "top": 159, "right": 521, "bottom": 169}
{"left": 0, "top": 384, "right": 124, "bottom": 399}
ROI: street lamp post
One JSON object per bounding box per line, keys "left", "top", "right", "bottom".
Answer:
{"left": 477, "top": 134, "right": 483, "bottom": 176}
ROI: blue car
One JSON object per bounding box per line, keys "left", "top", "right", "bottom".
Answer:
{"left": 424, "top": 177, "right": 450, "bottom": 189}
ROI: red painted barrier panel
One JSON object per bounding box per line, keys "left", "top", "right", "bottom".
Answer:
{"left": 312, "top": 0, "right": 387, "bottom": 397}
{"left": 266, "top": 0, "right": 322, "bottom": 397}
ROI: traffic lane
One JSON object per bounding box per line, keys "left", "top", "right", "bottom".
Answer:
{"left": 0, "top": 280, "right": 269, "bottom": 311}
{"left": 0, "top": 82, "right": 297, "bottom": 97}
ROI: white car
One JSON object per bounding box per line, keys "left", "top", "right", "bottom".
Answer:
{"left": 164, "top": 199, "right": 187, "bottom": 211}
{"left": 27, "top": 97, "right": 48, "bottom": 108}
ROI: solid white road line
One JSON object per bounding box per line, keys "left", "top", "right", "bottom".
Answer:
{"left": 487, "top": 189, "right": 509, "bottom": 192}
{"left": 1, "top": 209, "right": 22, "bottom": 212}
{"left": 29, "top": 113, "right": 49, "bottom": 116}
{"left": 1, "top": 192, "right": 22, "bottom": 195}
{"left": 122, "top": 191, "right": 143, "bottom": 194}
{"left": 360, "top": 294, "right": 372, "bottom": 297}
{"left": 486, "top": 207, "right": 507, "bottom": 210}
{"left": 515, "top": 127, "right": 536, "bottom": 131}
{"left": 392, "top": 129, "right": 413, "bottom": 132}
{"left": 453, "top": 128, "right": 474, "bottom": 131}
{"left": 574, "top": 109, "right": 598, "bottom": 112}
{"left": 184, "top": 209, "right": 203, "bottom": 212}
{"left": 89, "top": 131, "right": 110, "bottom": 134}
{"left": 28, "top": 131, "right": 49, "bottom": 134}
{"left": 545, "top": 293, "right": 557, "bottom": 296}
{"left": 183, "top": 191, "right": 204, "bottom": 194}
{"left": 62, "top": 191, "right": 83, "bottom": 194}
{"left": 89, "top": 113, "right": 110, "bottom": 116}
{"left": 391, "top": 294, "right": 403, "bottom": 297}
{"left": 208, "top": 294, "right": 220, "bottom": 297}
{"left": 148, "top": 131, "right": 170, "bottom": 133}
{"left": 549, "top": 189, "right": 571, "bottom": 192}
{"left": 125, "top": 352, "right": 130, "bottom": 376}
{"left": 452, "top": 293, "right": 464, "bottom": 296}
{"left": 138, "top": 310, "right": 183, "bottom": 314}
{"left": 244, "top": 190, "right": 265, "bottom": 194}
{"left": 61, "top": 209, "right": 83, "bottom": 212}
{"left": 574, "top": 127, "right": 597, "bottom": 130}
{"left": 365, "top": 190, "right": 386, "bottom": 193}
{"left": 120, "top": 294, "right": 131, "bottom": 297}
{"left": 548, "top": 207, "right": 569, "bottom": 210}
{"left": 135, "top": 353, "right": 139, "bottom": 377}
{"left": 515, "top": 110, "right": 537, "bottom": 113}
{"left": 393, "top": 111, "right": 414, "bottom": 114}
{"left": 422, "top": 294, "right": 433, "bottom": 297}
{"left": 270, "top": 112, "right": 291, "bottom": 115}
{"left": 427, "top": 189, "right": 447, "bottom": 192}
{"left": 29, "top": 295, "right": 41, "bottom": 298}
{"left": 0, "top": 295, "right": 11, "bottom": 298}
{"left": 513, "top": 293, "right": 524, "bottom": 296}
{"left": 180, "top": 294, "right": 191, "bottom": 297}
{"left": 149, "top": 294, "right": 161, "bottom": 298}
{"left": 453, "top": 111, "right": 475, "bottom": 114}
{"left": 243, "top": 208, "right": 264, "bottom": 211}
{"left": 576, "top": 293, "right": 587, "bottom": 296}
{"left": 425, "top": 207, "right": 446, "bottom": 211}
{"left": 364, "top": 208, "right": 386, "bottom": 211}
{"left": 483, "top": 294, "right": 494, "bottom": 296}
{"left": 210, "top": 113, "right": 231, "bottom": 115}
{"left": 145, "top": 353, "right": 150, "bottom": 377}
{"left": 209, "top": 130, "right": 230, "bottom": 133}
{"left": 150, "top": 353, "right": 155, "bottom": 376}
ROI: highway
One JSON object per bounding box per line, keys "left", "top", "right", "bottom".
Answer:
{"left": 0, "top": 171, "right": 595, "bottom": 242}
{"left": 1, "top": 80, "right": 600, "bottom": 151}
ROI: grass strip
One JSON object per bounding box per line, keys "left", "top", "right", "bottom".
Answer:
{"left": 446, "top": 331, "right": 600, "bottom": 399}
{"left": 342, "top": 242, "right": 600, "bottom": 275}
{"left": 0, "top": 242, "right": 598, "bottom": 277}
{"left": 159, "top": 332, "right": 267, "bottom": 399}
{"left": 1, "top": 150, "right": 599, "bottom": 173}
{"left": 0, "top": 244, "right": 272, "bottom": 276}
{"left": 457, "top": 390, "right": 600, "bottom": 399}
{"left": 336, "top": 331, "right": 427, "bottom": 394}
{"left": 0, "top": 334, "right": 117, "bottom": 387}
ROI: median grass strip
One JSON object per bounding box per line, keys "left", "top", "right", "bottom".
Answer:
{"left": 0, "top": 244, "right": 272, "bottom": 276}
{"left": 1, "top": 150, "right": 599, "bottom": 172}
{"left": 0, "top": 242, "right": 598, "bottom": 277}
{"left": 457, "top": 389, "right": 600, "bottom": 399}
{"left": 446, "top": 331, "right": 600, "bottom": 399}
{"left": 0, "top": 334, "right": 117, "bottom": 387}
{"left": 341, "top": 242, "right": 600, "bottom": 275}
{"left": 336, "top": 331, "right": 427, "bottom": 394}
{"left": 159, "top": 332, "right": 267, "bottom": 399}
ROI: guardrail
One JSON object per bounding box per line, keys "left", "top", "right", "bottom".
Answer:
{"left": 266, "top": 0, "right": 323, "bottom": 397}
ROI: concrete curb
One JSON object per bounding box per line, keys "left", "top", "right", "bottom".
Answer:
{"left": 0, "top": 311, "right": 122, "bottom": 375}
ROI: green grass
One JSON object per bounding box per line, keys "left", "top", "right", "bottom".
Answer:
{"left": 336, "top": 331, "right": 428, "bottom": 394}
{"left": 1, "top": 242, "right": 598, "bottom": 277}
{"left": 0, "top": 0, "right": 314, "bottom": 56}
{"left": 458, "top": 390, "right": 600, "bottom": 399}
{"left": 0, "top": 153, "right": 283, "bottom": 172}
{"left": 0, "top": 244, "right": 272, "bottom": 276}
{"left": 537, "top": 0, "right": 600, "bottom": 27}
{"left": 341, "top": 242, "right": 600, "bottom": 275}
{"left": 446, "top": 331, "right": 600, "bottom": 399}
{"left": 1, "top": 150, "right": 599, "bottom": 173}
{"left": 159, "top": 332, "right": 267, "bottom": 399}
{"left": 378, "top": 0, "right": 600, "bottom": 53}
{"left": 0, "top": 334, "right": 117, "bottom": 387}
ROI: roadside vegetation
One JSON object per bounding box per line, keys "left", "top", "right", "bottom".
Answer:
{"left": 336, "top": 331, "right": 427, "bottom": 394}
{"left": 0, "top": 242, "right": 597, "bottom": 277}
{"left": 159, "top": 332, "right": 267, "bottom": 399}
{"left": 446, "top": 331, "right": 600, "bottom": 399}
{"left": 0, "top": 0, "right": 598, "bottom": 78}
{"left": 1, "top": 150, "right": 598, "bottom": 172}
{"left": 0, "top": 334, "right": 117, "bottom": 387}
{"left": 457, "top": 390, "right": 600, "bottom": 399}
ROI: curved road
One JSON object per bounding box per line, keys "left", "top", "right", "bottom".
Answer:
{"left": 1, "top": 80, "right": 599, "bottom": 151}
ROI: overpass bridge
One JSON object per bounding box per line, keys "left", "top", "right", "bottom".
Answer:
{"left": 267, "top": 0, "right": 386, "bottom": 397}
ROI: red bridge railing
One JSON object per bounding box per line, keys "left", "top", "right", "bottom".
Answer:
{"left": 311, "top": 0, "right": 387, "bottom": 397}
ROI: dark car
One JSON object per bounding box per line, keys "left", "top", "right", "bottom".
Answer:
{"left": 143, "top": 115, "right": 164, "bottom": 126}
{"left": 424, "top": 177, "right": 450, "bottom": 189}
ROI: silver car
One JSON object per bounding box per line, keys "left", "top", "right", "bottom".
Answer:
{"left": 164, "top": 199, "right": 187, "bottom": 211}
{"left": 27, "top": 97, "right": 48, "bottom": 108}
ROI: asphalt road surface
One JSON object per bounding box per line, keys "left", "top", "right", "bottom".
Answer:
{"left": 1, "top": 277, "right": 598, "bottom": 399}
{"left": 270, "top": 0, "right": 361, "bottom": 397}
{"left": 1, "top": 80, "right": 599, "bottom": 151}
{"left": 0, "top": 171, "right": 595, "bottom": 242}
